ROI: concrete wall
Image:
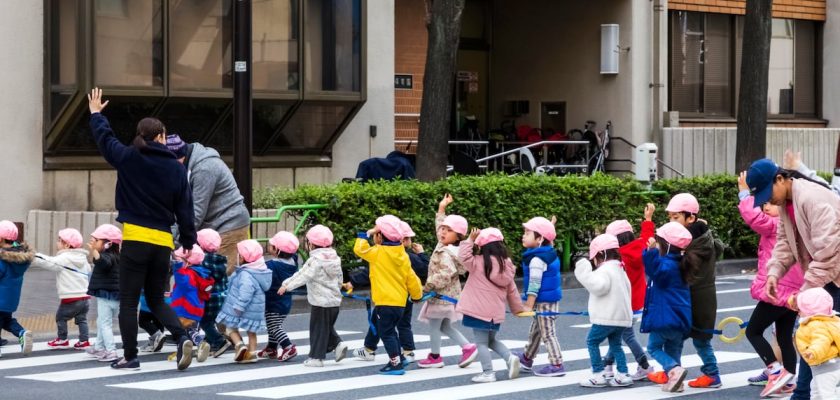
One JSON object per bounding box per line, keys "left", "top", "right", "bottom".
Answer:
{"left": 824, "top": 0, "right": 840, "bottom": 127}
{"left": 0, "top": 1, "right": 44, "bottom": 222}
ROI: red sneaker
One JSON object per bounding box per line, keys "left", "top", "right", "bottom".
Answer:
{"left": 73, "top": 340, "right": 91, "bottom": 350}
{"left": 257, "top": 347, "right": 278, "bottom": 359}
{"left": 647, "top": 371, "right": 668, "bottom": 384}
{"left": 278, "top": 344, "right": 298, "bottom": 362}
{"left": 47, "top": 338, "right": 70, "bottom": 349}
{"left": 688, "top": 374, "right": 722, "bottom": 388}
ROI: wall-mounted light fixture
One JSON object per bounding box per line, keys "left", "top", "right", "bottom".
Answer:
{"left": 600, "top": 24, "right": 630, "bottom": 74}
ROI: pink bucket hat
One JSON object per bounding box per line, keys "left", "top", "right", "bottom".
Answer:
{"left": 589, "top": 234, "right": 620, "bottom": 260}
{"left": 196, "top": 229, "right": 221, "bottom": 253}
{"left": 522, "top": 217, "right": 556, "bottom": 242}
{"left": 376, "top": 215, "right": 404, "bottom": 242}
{"left": 174, "top": 244, "right": 205, "bottom": 266}
{"left": 441, "top": 215, "right": 468, "bottom": 236}
{"left": 798, "top": 287, "right": 835, "bottom": 318}
{"left": 269, "top": 231, "right": 300, "bottom": 254}
{"left": 605, "top": 220, "right": 634, "bottom": 236}
{"left": 306, "top": 225, "right": 334, "bottom": 248}
{"left": 475, "top": 228, "right": 504, "bottom": 247}
{"left": 237, "top": 239, "right": 264, "bottom": 263}
{"left": 399, "top": 221, "right": 416, "bottom": 238}
{"left": 58, "top": 228, "right": 83, "bottom": 249}
{"left": 656, "top": 222, "right": 693, "bottom": 250}
{"left": 91, "top": 224, "right": 123, "bottom": 244}
{"left": 0, "top": 220, "right": 19, "bottom": 241}
{"left": 665, "top": 193, "right": 700, "bottom": 215}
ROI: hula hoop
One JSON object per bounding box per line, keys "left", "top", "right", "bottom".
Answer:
{"left": 717, "top": 316, "right": 746, "bottom": 344}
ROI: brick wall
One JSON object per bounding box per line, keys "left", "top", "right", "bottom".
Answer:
{"left": 668, "top": 0, "right": 826, "bottom": 21}
{"left": 394, "top": 0, "right": 428, "bottom": 151}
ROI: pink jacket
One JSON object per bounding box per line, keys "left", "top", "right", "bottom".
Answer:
{"left": 456, "top": 239, "right": 525, "bottom": 323}
{"left": 767, "top": 179, "right": 840, "bottom": 291}
{"left": 738, "top": 195, "right": 804, "bottom": 307}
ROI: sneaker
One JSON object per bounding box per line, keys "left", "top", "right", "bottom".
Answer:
{"left": 379, "top": 360, "right": 406, "bottom": 376}
{"left": 196, "top": 340, "right": 210, "bottom": 363}
{"left": 604, "top": 363, "right": 615, "bottom": 379}
{"left": 471, "top": 371, "right": 497, "bottom": 383}
{"left": 73, "top": 340, "right": 91, "bottom": 350}
{"left": 98, "top": 350, "right": 119, "bottom": 362}
{"left": 354, "top": 347, "right": 375, "bottom": 361}
{"left": 278, "top": 344, "right": 298, "bottom": 362}
{"left": 403, "top": 351, "right": 415, "bottom": 363}
{"left": 580, "top": 372, "right": 608, "bottom": 388}
{"left": 749, "top": 369, "right": 770, "bottom": 386}
{"left": 514, "top": 351, "right": 533, "bottom": 372}
{"left": 139, "top": 342, "right": 154, "bottom": 353}
{"left": 47, "top": 338, "right": 70, "bottom": 349}
{"left": 234, "top": 342, "right": 247, "bottom": 362}
{"left": 458, "top": 343, "right": 478, "bottom": 368}
{"left": 780, "top": 383, "right": 796, "bottom": 394}
{"left": 761, "top": 369, "right": 794, "bottom": 397}
{"left": 150, "top": 331, "right": 166, "bottom": 352}
{"left": 0, "top": 338, "right": 7, "bottom": 346}
{"left": 534, "top": 364, "right": 566, "bottom": 377}
{"left": 176, "top": 338, "right": 193, "bottom": 371}
{"left": 664, "top": 366, "right": 688, "bottom": 393}
{"left": 212, "top": 339, "right": 233, "bottom": 358}
{"left": 86, "top": 347, "right": 107, "bottom": 359}
{"left": 303, "top": 358, "right": 324, "bottom": 367}
{"left": 507, "top": 354, "right": 521, "bottom": 380}
{"left": 401, "top": 355, "right": 410, "bottom": 368}
{"left": 648, "top": 370, "right": 668, "bottom": 384}
{"left": 335, "top": 342, "right": 348, "bottom": 362}
{"left": 417, "top": 353, "right": 445, "bottom": 368}
{"left": 631, "top": 365, "right": 655, "bottom": 381}
{"left": 688, "top": 374, "right": 722, "bottom": 389}
{"left": 257, "top": 346, "right": 278, "bottom": 359}
{"left": 610, "top": 372, "right": 634, "bottom": 387}
{"left": 110, "top": 357, "right": 141, "bottom": 370}
{"left": 19, "top": 330, "right": 33, "bottom": 355}
{"left": 237, "top": 351, "right": 258, "bottom": 364}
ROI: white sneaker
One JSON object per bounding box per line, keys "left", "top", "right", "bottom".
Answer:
{"left": 86, "top": 347, "right": 106, "bottom": 358}
{"left": 150, "top": 331, "right": 166, "bottom": 352}
{"left": 610, "top": 372, "right": 634, "bottom": 387}
{"left": 335, "top": 342, "right": 348, "bottom": 362}
{"left": 631, "top": 365, "right": 655, "bottom": 381}
{"left": 354, "top": 347, "right": 375, "bottom": 361}
{"left": 98, "top": 350, "right": 119, "bottom": 362}
{"left": 580, "top": 372, "right": 609, "bottom": 388}
{"left": 304, "top": 358, "right": 324, "bottom": 367}
{"left": 604, "top": 364, "right": 615, "bottom": 379}
{"left": 507, "top": 354, "right": 521, "bottom": 380}
{"left": 471, "top": 371, "right": 497, "bottom": 383}
{"left": 196, "top": 341, "right": 210, "bottom": 363}
{"left": 402, "top": 351, "right": 415, "bottom": 363}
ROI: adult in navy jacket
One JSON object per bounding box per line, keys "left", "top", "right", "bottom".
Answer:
{"left": 88, "top": 88, "right": 197, "bottom": 371}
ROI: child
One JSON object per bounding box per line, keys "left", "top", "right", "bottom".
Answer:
{"left": 84, "top": 224, "right": 122, "bottom": 362}
{"left": 516, "top": 216, "right": 565, "bottom": 376}
{"left": 665, "top": 193, "right": 724, "bottom": 388}
{"left": 32, "top": 228, "right": 92, "bottom": 349}
{"left": 575, "top": 234, "right": 634, "bottom": 388}
{"left": 794, "top": 287, "right": 840, "bottom": 400}
{"left": 216, "top": 239, "right": 272, "bottom": 364}
{"left": 601, "top": 204, "right": 656, "bottom": 380}
{"left": 279, "top": 225, "right": 347, "bottom": 367}
{"left": 0, "top": 220, "right": 35, "bottom": 357}
{"left": 457, "top": 228, "right": 526, "bottom": 383}
{"left": 260, "top": 231, "right": 300, "bottom": 362}
{"left": 354, "top": 215, "right": 423, "bottom": 375}
{"left": 171, "top": 244, "right": 214, "bottom": 362}
{"left": 417, "top": 194, "right": 476, "bottom": 369}
{"left": 641, "top": 222, "right": 694, "bottom": 393}
{"left": 737, "top": 171, "right": 803, "bottom": 394}
{"left": 196, "top": 229, "right": 231, "bottom": 358}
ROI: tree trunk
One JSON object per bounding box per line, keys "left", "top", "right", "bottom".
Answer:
{"left": 735, "top": 0, "right": 772, "bottom": 173}
{"left": 415, "top": 0, "right": 465, "bottom": 181}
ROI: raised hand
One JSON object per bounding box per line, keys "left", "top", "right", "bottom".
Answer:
{"left": 644, "top": 203, "right": 655, "bottom": 221}
{"left": 469, "top": 227, "right": 480, "bottom": 242}
{"left": 438, "top": 193, "right": 454, "bottom": 213}
{"left": 87, "top": 87, "right": 109, "bottom": 114}
{"left": 738, "top": 171, "right": 749, "bottom": 192}
{"left": 782, "top": 149, "right": 801, "bottom": 170}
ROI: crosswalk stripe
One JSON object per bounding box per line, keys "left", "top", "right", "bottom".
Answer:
{"left": 356, "top": 351, "right": 756, "bottom": 400}
{"left": 8, "top": 335, "right": 401, "bottom": 382}
{"left": 218, "top": 345, "right": 636, "bottom": 399}
{"left": 716, "top": 288, "right": 751, "bottom": 294}
{"left": 109, "top": 338, "right": 513, "bottom": 391}
{"left": 0, "top": 330, "right": 359, "bottom": 371}
{"left": 553, "top": 370, "right": 756, "bottom": 400}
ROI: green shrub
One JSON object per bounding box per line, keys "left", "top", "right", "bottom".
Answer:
{"left": 254, "top": 173, "right": 755, "bottom": 269}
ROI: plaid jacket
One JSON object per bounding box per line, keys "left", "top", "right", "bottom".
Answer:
{"left": 202, "top": 252, "right": 228, "bottom": 318}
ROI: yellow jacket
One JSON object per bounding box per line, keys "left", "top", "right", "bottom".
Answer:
{"left": 354, "top": 238, "right": 422, "bottom": 307}
{"left": 795, "top": 315, "right": 840, "bottom": 366}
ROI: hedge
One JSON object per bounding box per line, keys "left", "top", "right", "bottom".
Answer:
{"left": 253, "top": 173, "right": 752, "bottom": 269}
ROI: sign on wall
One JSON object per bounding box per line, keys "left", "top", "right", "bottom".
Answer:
{"left": 395, "top": 74, "right": 413, "bottom": 90}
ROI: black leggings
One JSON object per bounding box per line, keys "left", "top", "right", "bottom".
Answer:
{"left": 138, "top": 311, "right": 164, "bottom": 336}
{"left": 745, "top": 300, "right": 797, "bottom": 372}
{"left": 119, "top": 241, "right": 187, "bottom": 360}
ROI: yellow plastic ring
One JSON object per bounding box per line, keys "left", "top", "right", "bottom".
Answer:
{"left": 516, "top": 311, "right": 536, "bottom": 318}
{"left": 717, "top": 316, "right": 746, "bottom": 344}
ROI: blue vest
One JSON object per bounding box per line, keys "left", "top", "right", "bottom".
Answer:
{"left": 521, "top": 246, "right": 562, "bottom": 303}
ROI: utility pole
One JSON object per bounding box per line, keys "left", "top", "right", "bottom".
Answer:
{"left": 233, "top": 0, "right": 253, "bottom": 213}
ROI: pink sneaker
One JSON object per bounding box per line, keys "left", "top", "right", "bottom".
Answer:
{"left": 418, "top": 353, "right": 444, "bottom": 368}
{"left": 458, "top": 344, "right": 478, "bottom": 368}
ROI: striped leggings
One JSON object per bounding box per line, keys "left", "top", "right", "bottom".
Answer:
{"left": 523, "top": 302, "right": 564, "bottom": 365}
{"left": 265, "top": 312, "right": 292, "bottom": 349}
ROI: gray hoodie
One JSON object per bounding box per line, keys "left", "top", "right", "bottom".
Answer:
{"left": 186, "top": 143, "right": 251, "bottom": 233}
{"left": 282, "top": 248, "right": 343, "bottom": 308}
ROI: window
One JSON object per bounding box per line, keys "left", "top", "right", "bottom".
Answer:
{"left": 94, "top": 0, "right": 163, "bottom": 87}
{"left": 253, "top": 0, "right": 300, "bottom": 91}
{"left": 170, "top": 0, "right": 233, "bottom": 92}
{"left": 48, "top": 0, "right": 78, "bottom": 124}
{"left": 305, "top": 0, "right": 362, "bottom": 92}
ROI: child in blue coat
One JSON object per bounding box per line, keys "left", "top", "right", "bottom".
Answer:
{"left": 259, "top": 231, "right": 300, "bottom": 362}
{"left": 0, "top": 221, "right": 35, "bottom": 357}
{"left": 171, "top": 245, "right": 214, "bottom": 362}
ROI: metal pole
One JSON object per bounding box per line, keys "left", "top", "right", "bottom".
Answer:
{"left": 233, "top": 0, "right": 253, "bottom": 214}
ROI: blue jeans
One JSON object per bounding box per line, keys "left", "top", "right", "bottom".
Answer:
{"left": 692, "top": 337, "right": 719, "bottom": 376}
{"left": 95, "top": 298, "right": 119, "bottom": 351}
{"left": 792, "top": 282, "right": 840, "bottom": 400}
{"left": 587, "top": 324, "right": 628, "bottom": 373}
{"left": 604, "top": 321, "right": 649, "bottom": 368}
{"left": 200, "top": 310, "right": 225, "bottom": 348}
{"left": 0, "top": 311, "right": 25, "bottom": 337}
{"left": 648, "top": 329, "right": 685, "bottom": 373}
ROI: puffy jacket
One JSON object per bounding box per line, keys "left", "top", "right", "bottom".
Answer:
{"left": 265, "top": 258, "right": 297, "bottom": 314}
{"left": 456, "top": 239, "right": 525, "bottom": 323}
{"left": 282, "top": 248, "right": 343, "bottom": 308}
{"left": 795, "top": 315, "right": 840, "bottom": 366}
{"left": 354, "top": 237, "right": 422, "bottom": 306}
{"left": 221, "top": 262, "right": 273, "bottom": 324}
{"left": 520, "top": 246, "right": 562, "bottom": 303}
{"left": 574, "top": 259, "right": 633, "bottom": 327}
{"left": 738, "top": 195, "right": 804, "bottom": 307}
{"left": 640, "top": 249, "right": 692, "bottom": 334}
{"left": 424, "top": 244, "right": 464, "bottom": 306}
{"left": 87, "top": 249, "right": 120, "bottom": 300}
{"left": 32, "top": 248, "right": 91, "bottom": 299}
{"left": 619, "top": 220, "right": 655, "bottom": 311}
{"left": 171, "top": 262, "right": 214, "bottom": 321}
{"left": 0, "top": 244, "right": 35, "bottom": 313}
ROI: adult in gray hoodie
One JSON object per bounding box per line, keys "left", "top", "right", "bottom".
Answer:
{"left": 168, "top": 136, "right": 251, "bottom": 269}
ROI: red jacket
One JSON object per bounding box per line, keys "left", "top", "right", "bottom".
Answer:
{"left": 619, "top": 220, "right": 655, "bottom": 311}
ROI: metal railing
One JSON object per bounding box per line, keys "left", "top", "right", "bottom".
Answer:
{"left": 475, "top": 140, "right": 591, "bottom": 171}
{"left": 250, "top": 204, "right": 328, "bottom": 243}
